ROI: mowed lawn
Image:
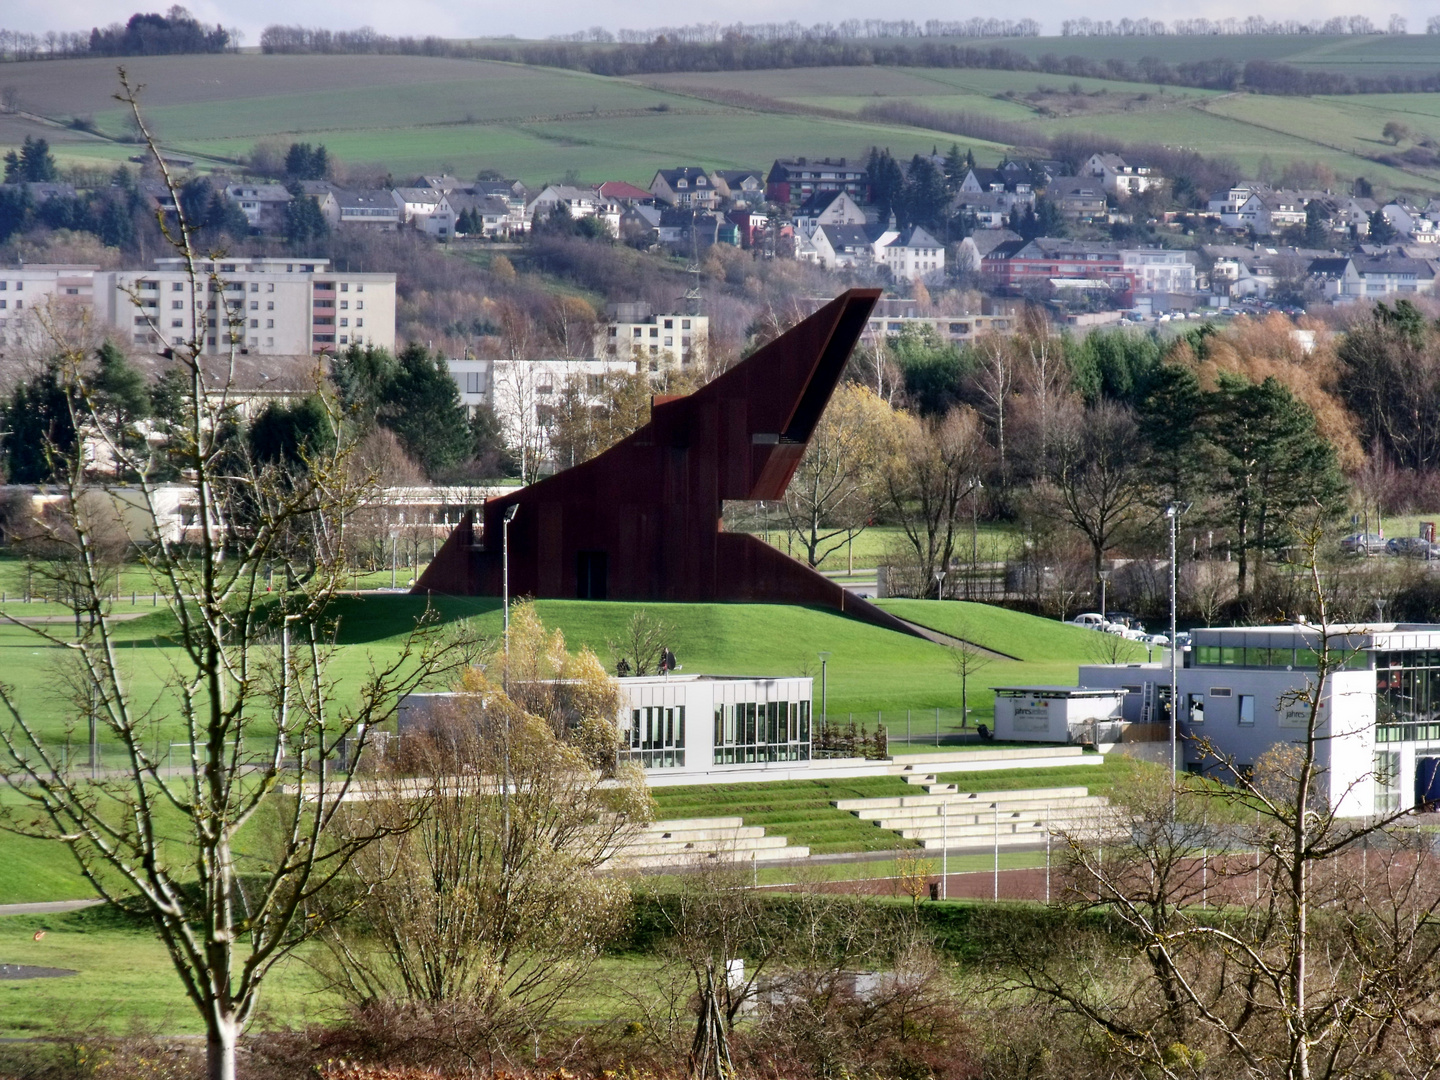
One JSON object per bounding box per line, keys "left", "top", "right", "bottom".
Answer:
{"left": 0, "top": 905, "right": 334, "bottom": 1037}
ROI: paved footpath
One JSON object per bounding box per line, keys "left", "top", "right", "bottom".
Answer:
{"left": 0, "top": 900, "right": 101, "bottom": 917}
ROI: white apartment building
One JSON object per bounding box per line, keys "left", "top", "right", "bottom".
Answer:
{"left": 602, "top": 302, "right": 708, "bottom": 370}
{"left": 90, "top": 258, "right": 396, "bottom": 356}
{"left": 446, "top": 353, "right": 634, "bottom": 473}
{"left": 0, "top": 264, "right": 98, "bottom": 353}
{"left": 1122, "top": 249, "right": 1197, "bottom": 294}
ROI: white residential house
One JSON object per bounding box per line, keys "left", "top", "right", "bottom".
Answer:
{"left": 793, "top": 191, "right": 867, "bottom": 234}
{"left": 648, "top": 168, "right": 721, "bottom": 210}
{"left": 1382, "top": 203, "right": 1440, "bottom": 243}
{"left": 799, "top": 224, "right": 878, "bottom": 271}
{"left": 711, "top": 169, "right": 765, "bottom": 204}
{"left": 1234, "top": 190, "right": 1310, "bottom": 235}
{"left": 1209, "top": 183, "right": 1266, "bottom": 223}
{"left": 1327, "top": 255, "right": 1439, "bottom": 300}
{"left": 525, "top": 185, "right": 619, "bottom": 232}
{"left": 223, "top": 183, "right": 292, "bottom": 232}
{"left": 878, "top": 225, "right": 945, "bottom": 282}
{"left": 392, "top": 187, "right": 445, "bottom": 227}
{"left": 1085, "top": 153, "right": 1161, "bottom": 196}
{"left": 321, "top": 189, "right": 402, "bottom": 230}
{"left": 436, "top": 193, "right": 513, "bottom": 238}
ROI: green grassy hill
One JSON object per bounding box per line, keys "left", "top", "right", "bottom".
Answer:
{"left": 0, "top": 592, "right": 1118, "bottom": 752}
{"left": 647, "top": 64, "right": 1440, "bottom": 191}
{"left": 3, "top": 45, "right": 1439, "bottom": 191}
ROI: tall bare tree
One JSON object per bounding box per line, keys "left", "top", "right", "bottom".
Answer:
{"left": 966, "top": 333, "right": 1017, "bottom": 483}
{"left": 0, "top": 73, "right": 473, "bottom": 1080}
{"left": 1044, "top": 400, "right": 1146, "bottom": 588}
{"left": 884, "top": 406, "right": 987, "bottom": 597}
{"left": 782, "top": 384, "right": 897, "bottom": 568}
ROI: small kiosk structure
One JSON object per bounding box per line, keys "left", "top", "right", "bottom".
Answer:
{"left": 992, "top": 685, "right": 1127, "bottom": 744}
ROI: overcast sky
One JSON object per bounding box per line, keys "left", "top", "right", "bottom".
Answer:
{"left": 2, "top": 0, "right": 1430, "bottom": 42}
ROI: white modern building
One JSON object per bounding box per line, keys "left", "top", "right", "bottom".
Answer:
{"left": 1122, "top": 249, "right": 1197, "bottom": 294}
{"left": 401, "top": 674, "right": 815, "bottom": 777}
{"left": 601, "top": 302, "right": 708, "bottom": 370}
{"left": 1056, "top": 622, "right": 1440, "bottom": 817}
{"left": 446, "top": 353, "right": 635, "bottom": 472}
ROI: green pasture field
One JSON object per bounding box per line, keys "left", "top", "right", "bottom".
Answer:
{"left": 991, "top": 33, "right": 1440, "bottom": 75}
{"left": 649, "top": 65, "right": 1440, "bottom": 192}
{"left": 0, "top": 53, "right": 1007, "bottom": 182}
{"left": 164, "top": 108, "right": 1004, "bottom": 185}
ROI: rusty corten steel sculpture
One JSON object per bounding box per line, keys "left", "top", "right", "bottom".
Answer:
{"left": 413, "top": 288, "right": 917, "bottom": 636}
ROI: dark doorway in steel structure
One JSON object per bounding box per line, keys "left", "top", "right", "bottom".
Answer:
{"left": 576, "top": 550, "right": 608, "bottom": 599}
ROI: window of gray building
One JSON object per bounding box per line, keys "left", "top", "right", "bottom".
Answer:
{"left": 622, "top": 705, "right": 685, "bottom": 769}
{"left": 713, "top": 699, "right": 810, "bottom": 765}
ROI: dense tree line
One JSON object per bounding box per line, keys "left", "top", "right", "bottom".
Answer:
{"left": 0, "top": 8, "right": 237, "bottom": 60}
{"left": 87, "top": 8, "right": 231, "bottom": 56}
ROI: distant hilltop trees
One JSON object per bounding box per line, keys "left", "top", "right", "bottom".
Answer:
{"left": 547, "top": 19, "right": 1043, "bottom": 43}
{"left": 1061, "top": 15, "right": 1408, "bottom": 35}
{"left": 0, "top": 7, "right": 239, "bottom": 61}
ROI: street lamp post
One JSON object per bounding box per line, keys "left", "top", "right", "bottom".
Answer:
{"left": 933, "top": 569, "right": 947, "bottom": 601}
{"left": 1166, "top": 502, "right": 1190, "bottom": 816}
{"left": 389, "top": 528, "right": 398, "bottom": 590}
{"left": 941, "top": 801, "right": 949, "bottom": 900}
{"left": 969, "top": 478, "right": 983, "bottom": 600}
{"left": 818, "top": 651, "right": 831, "bottom": 727}
{"left": 1099, "top": 569, "right": 1112, "bottom": 622}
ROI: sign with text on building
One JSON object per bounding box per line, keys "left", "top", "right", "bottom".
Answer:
{"left": 1013, "top": 698, "right": 1051, "bottom": 732}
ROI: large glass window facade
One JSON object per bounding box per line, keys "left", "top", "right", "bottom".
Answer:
{"left": 713, "top": 699, "right": 810, "bottom": 764}
{"left": 1376, "top": 651, "right": 1440, "bottom": 742}
{"left": 621, "top": 705, "right": 685, "bottom": 769}
{"left": 1192, "top": 639, "right": 1366, "bottom": 670}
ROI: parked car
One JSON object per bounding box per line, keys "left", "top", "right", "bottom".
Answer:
{"left": 1144, "top": 633, "right": 1171, "bottom": 647}
{"left": 1070, "top": 613, "right": 1109, "bottom": 630}
{"left": 1387, "top": 536, "right": 1440, "bottom": 558}
{"left": 1341, "top": 533, "right": 1387, "bottom": 555}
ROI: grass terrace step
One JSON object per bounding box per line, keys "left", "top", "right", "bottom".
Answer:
{"left": 649, "top": 776, "right": 919, "bottom": 855}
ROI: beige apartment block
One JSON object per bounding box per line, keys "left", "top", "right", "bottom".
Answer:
{"left": 0, "top": 258, "right": 396, "bottom": 358}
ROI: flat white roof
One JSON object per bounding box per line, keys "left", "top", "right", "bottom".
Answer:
{"left": 993, "top": 685, "right": 1127, "bottom": 698}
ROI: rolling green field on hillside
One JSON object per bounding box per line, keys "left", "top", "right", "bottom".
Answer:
{"left": 0, "top": 53, "right": 1008, "bottom": 182}
{"left": 991, "top": 33, "right": 1440, "bottom": 75}
{"left": 647, "top": 65, "right": 1440, "bottom": 191}
{"left": 3, "top": 45, "right": 1440, "bottom": 189}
